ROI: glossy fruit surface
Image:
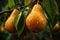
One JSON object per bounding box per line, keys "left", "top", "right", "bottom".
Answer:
{"left": 26, "top": 3, "right": 47, "bottom": 32}
{"left": 53, "top": 22, "right": 60, "bottom": 31}
{"left": 5, "top": 9, "right": 19, "bottom": 33}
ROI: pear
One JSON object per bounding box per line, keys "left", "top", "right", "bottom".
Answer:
{"left": 26, "top": 3, "right": 47, "bottom": 32}
{"left": 5, "top": 9, "right": 19, "bottom": 33}
{"left": 53, "top": 22, "right": 60, "bottom": 31}
{"left": 1, "top": 27, "right": 5, "bottom": 32}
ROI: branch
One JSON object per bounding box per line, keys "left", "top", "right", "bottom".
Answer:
{"left": 0, "top": 0, "right": 36, "bottom": 14}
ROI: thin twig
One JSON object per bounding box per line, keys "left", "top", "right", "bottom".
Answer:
{"left": 0, "top": 0, "right": 36, "bottom": 14}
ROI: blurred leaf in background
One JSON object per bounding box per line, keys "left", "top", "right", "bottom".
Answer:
{"left": 0, "top": 31, "right": 11, "bottom": 40}
{"left": 42, "top": 0, "right": 58, "bottom": 25}
{"left": 56, "top": 0, "right": 60, "bottom": 14}
{"left": 8, "top": 0, "right": 15, "bottom": 8}
{"left": 0, "top": 0, "right": 8, "bottom": 11}
{"left": 24, "top": 0, "right": 32, "bottom": 5}
{"left": 40, "top": 0, "right": 59, "bottom": 39}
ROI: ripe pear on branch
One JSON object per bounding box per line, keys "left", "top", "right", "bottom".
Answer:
{"left": 4, "top": 9, "right": 19, "bottom": 33}
{"left": 26, "top": 3, "right": 47, "bottom": 32}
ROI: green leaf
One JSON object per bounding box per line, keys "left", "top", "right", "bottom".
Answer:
{"left": 14, "top": 11, "right": 22, "bottom": 30}
{"left": 4, "top": 4, "right": 9, "bottom": 10}
{"left": 5, "top": 31, "right": 11, "bottom": 40}
{"left": 24, "top": 0, "right": 32, "bottom": 5}
{"left": 42, "top": 0, "right": 58, "bottom": 38}
{"left": 14, "top": 7, "right": 30, "bottom": 37}
{"left": 56, "top": 0, "right": 60, "bottom": 14}
{"left": 8, "top": 0, "right": 15, "bottom": 8}
{"left": 42, "top": 0, "right": 58, "bottom": 24}
{"left": 18, "top": 0, "right": 24, "bottom": 6}
{"left": 0, "top": 31, "right": 11, "bottom": 40}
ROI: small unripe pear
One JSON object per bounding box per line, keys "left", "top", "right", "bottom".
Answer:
{"left": 5, "top": 9, "right": 19, "bottom": 33}
{"left": 26, "top": 3, "right": 47, "bottom": 32}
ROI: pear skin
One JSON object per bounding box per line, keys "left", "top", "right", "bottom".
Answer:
{"left": 5, "top": 9, "right": 19, "bottom": 33}
{"left": 26, "top": 3, "right": 47, "bottom": 32}
{"left": 1, "top": 27, "right": 5, "bottom": 32}
{"left": 53, "top": 22, "right": 60, "bottom": 31}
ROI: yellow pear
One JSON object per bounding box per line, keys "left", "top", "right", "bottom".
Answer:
{"left": 53, "top": 22, "right": 60, "bottom": 31}
{"left": 26, "top": 3, "right": 47, "bottom": 32}
{"left": 5, "top": 9, "right": 19, "bottom": 33}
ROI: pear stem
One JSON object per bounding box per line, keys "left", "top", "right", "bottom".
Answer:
{"left": 37, "top": 0, "right": 40, "bottom": 4}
